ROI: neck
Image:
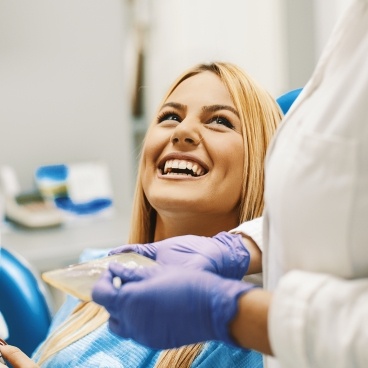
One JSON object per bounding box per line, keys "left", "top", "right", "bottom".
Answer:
{"left": 153, "top": 210, "right": 239, "bottom": 241}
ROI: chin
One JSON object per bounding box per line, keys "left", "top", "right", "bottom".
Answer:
{"left": 151, "top": 195, "right": 205, "bottom": 212}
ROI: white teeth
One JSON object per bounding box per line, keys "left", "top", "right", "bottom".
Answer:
{"left": 179, "top": 161, "right": 187, "bottom": 169}
{"left": 161, "top": 159, "right": 206, "bottom": 176}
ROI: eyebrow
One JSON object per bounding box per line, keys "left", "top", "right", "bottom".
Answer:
{"left": 160, "top": 102, "right": 240, "bottom": 118}
{"left": 202, "top": 104, "right": 240, "bottom": 118}
{"left": 160, "top": 102, "right": 186, "bottom": 111}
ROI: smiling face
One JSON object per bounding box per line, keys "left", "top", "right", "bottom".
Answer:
{"left": 141, "top": 71, "right": 245, "bottom": 233}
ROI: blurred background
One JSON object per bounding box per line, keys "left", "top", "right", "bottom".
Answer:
{"left": 0, "top": 0, "right": 352, "bottom": 277}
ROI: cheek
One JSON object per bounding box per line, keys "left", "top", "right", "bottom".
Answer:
{"left": 219, "top": 139, "right": 245, "bottom": 196}
{"left": 141, "top": 129, "right": 170, "bottom": 193}
{"left": 218, "top": 138, "right": 244, "bottom": 175}
{"left": 142, "top": 129, "right": 168, "bottom": 165}
{"left": 212, "top": 139, "right": 244, "bottom": 207}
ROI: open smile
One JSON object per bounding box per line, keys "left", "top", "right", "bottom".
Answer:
{"left": 161, "top": 159, "right": 207, "bottom": 177}
{"left": 158, "top": 154, "right": 209, "bottom": 177}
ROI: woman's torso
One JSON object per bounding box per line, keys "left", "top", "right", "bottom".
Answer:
{"left": 34, "top": 287, "right": 263, "bottom": 367}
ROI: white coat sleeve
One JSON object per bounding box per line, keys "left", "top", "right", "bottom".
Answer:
{"left": 269, "top": 270, "right": 368, "bottom": 368}
{"left": 230, "top": 217, "right": 263, "bottom": 286}
{"left": 230, "top": 217, "right": 263, "bottom": 251}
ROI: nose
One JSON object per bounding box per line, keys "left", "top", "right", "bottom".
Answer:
{"left": 170, "top": 119, "right": 202, "bottom": 147}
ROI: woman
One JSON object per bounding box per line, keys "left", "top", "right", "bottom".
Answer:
{"left": 0, "top": 62, "right": 282, "bottom": 367}
{"left": 91, "top": 1, "right": 368, "bottom": 367}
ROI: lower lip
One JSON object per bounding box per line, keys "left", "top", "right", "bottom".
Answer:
{"left": 157, "top": 171, "right": 205, "bottom": 180}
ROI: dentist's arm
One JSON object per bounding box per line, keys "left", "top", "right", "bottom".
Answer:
{"left": 230, "top": 288, "right": 272, "bottom": 355}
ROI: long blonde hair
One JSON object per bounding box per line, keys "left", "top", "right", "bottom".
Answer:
{"left": 36, "top": 62, "right": 282, "bottom": 367}
{"left": 129, "top": 62, "right": 281, "bottom": 244}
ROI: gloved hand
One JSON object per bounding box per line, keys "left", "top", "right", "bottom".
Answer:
{"left": 92, "top": 262, "right": 256, "bottom": 349}
{"left": 109, "top": 232, "right": 250, "bottom": 280}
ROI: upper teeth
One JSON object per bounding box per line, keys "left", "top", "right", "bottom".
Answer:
{"left": 163, "top": 159, "right": 205, "bottom": 176}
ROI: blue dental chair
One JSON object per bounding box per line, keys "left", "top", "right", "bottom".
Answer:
{"left": 276, "top": 87, "right": 303, "bottom": 114}
{"left": 0, "top": 247, "right": 53, "bottom": 357}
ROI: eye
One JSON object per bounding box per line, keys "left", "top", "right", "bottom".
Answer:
{"left": 207, "top": 115, "right": 235, "bottom": 130}
{"left": 157, "top": 111, "right": 182, "bottom": 124}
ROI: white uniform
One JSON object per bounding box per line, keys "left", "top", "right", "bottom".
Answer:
{"left": 263, "top": 0, "right": 368, "bottom": 366}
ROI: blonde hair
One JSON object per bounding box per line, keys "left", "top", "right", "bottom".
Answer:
{"left": 129, "top": 62, "right": 282, "bottom": 244}
{"left": 36, "top": 62, "right": 282, "bottom": 367}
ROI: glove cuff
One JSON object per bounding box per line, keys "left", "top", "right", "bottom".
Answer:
{"left": 211, "top": 278, "right": 257, "bottom": 346}
{"left": 214, "top": 232, "right": 251, "bottom": 279}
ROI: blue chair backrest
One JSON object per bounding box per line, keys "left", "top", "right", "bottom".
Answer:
{"left": 0, "top": 247, "right": 52, "bottom": 356}
{"left": 276, "top": 87, "right": 303, "bottom": 114}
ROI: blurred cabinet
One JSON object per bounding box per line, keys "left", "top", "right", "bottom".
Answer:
{"left": 1, "top": 213, "right": 130, "bottom": 273}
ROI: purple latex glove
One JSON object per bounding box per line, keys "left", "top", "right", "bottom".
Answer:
{"left": 109, "top": 232, "right": 250, "bottom": 280}
{"left": 92, "top": 262, "right": 256, "bottom": 349}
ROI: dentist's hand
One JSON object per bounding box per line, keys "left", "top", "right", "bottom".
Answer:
{"left": 92, "top": 263, "right": 256, "bottom": 349}
{"left": 109, "top": 232, "right": 250, "bottom": 280}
